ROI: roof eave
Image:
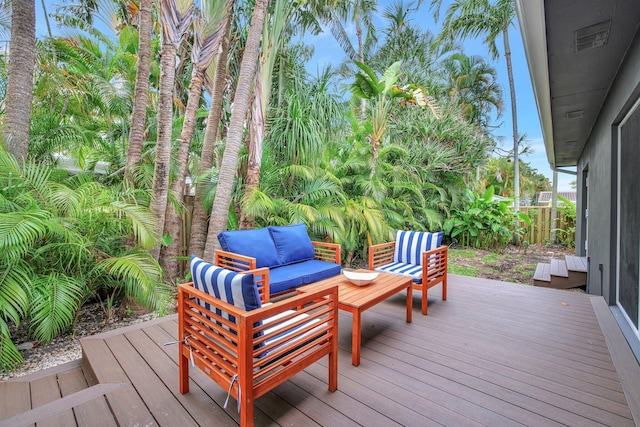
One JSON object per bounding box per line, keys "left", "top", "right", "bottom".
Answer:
{"left": 515, "top": 0, "right": 556, "bottom": 168}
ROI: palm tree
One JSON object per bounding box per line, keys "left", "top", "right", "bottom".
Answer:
{"left": 3, "top": 0, "right": 36, "bottom": 165}
{"left": 239, "top": 0, "right": 289, "bottom": 229}
{"left": 430, "top": 0, "right": 520, "bottom": 210}
{"left": 150, "top": 0, "right": 194, "bottom": 260}
{"left": 442, "top": 52, "right": 502, "bottom": 130}
{"left": 30, "top": 27, "right": 139, "bottom": 167}
{"left": 187, "top": 21, "right": 232, "bottom": 258}
{"left": 324, "top": 0, "right": 378, "bottom": 65}
{"left": 350, "top": 61, "right": 440, "bottom": 178}
{"left": 160, "top": 0, "right": 231, "bottom": 279}
{"left": 124, "top": 0, "right": 153, "bottom": 184}
{"left": 203, "top": 0, "right": 270, "bottom": 259}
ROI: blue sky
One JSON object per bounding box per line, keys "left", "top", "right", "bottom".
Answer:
{"left": 35, "top": 0, "right": 576, "bottom": 192}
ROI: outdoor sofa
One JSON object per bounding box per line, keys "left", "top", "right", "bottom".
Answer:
{"left": 215, "top": 223, "right": 341, "bottom": 300}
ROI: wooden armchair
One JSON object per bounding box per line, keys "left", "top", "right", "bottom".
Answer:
{"left": 178, "top": 256, "right": 338, "bottom": 427}
{"left": 369, "top": 231, "right": 448, "bottom": 315}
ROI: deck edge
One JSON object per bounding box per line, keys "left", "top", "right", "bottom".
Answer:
{"left": 2, "top": 359, "right": 83, "bottom": 383}
{"left": 591, "top": 296, "right": 640, "bottom": 426}
{"left": 0, "top": 382, "right": 126, "bottom": 427}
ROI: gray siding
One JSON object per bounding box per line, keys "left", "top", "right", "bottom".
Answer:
{"left": 577, "top": 31, "right": 640, "bottom": 305}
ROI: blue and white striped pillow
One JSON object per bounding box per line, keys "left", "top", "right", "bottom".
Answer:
{"left": 190, "top": 256, "right": 262, "bottom": 325}
{"left": 393, "top": 230, "right": 444, "bottom": 265}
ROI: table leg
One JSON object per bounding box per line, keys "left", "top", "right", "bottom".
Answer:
{"left": 352, "top": 310, "right": 361, "bottom": 366}
{"left": 406, "top": 283, "right": 413, "bottom": 323}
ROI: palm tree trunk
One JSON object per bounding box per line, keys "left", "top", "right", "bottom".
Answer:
{"left": 149, "top": 0, "right": 194, "bottom": 261}
{"left": 39, "top": 0, "right": 53, "bottom": 38}
{"left": 355, "top": 4, "right": 367, "bottom": 113}
{"left": 203, "top": 0, "right": 270, "bottom": 260}
{"left": 150, "top": 43, "right": 178, "bottom": 260}
{"left": 238, "top": 0, "right": 286, "bottom": 230}
{"left": 3, "top": 0, "right": 35, "bottom": 165}
{"left": 188, "top": 16, "right": 232, "bottom": 258}
{"left": 160, "top": 70, "right": 206, "bottom": 279}
{"left": 124, "top": 0, "right": 153, "bottom": 184}
{"left": 238, "top": 64, "right": 264, "bottom": 230}
{"left": 504, "top": 27, "right": 519, "bottom": 212}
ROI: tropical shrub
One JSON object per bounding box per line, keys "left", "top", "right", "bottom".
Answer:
{"left": 444, "top": 186, "right": 531, "bottom": 250}
{"left": 554, "top": 195, "right": 576, "bottom": 248}
{"left": 0, "top": 149, "right": 169, "bottom": 371}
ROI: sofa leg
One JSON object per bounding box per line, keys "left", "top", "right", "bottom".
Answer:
{"left": 442, "top": 277, "right": 447, "bottom": 301}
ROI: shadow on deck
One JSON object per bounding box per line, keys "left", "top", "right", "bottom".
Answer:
{"left": 1, "top": 274, "right": 639, "bottom": 426}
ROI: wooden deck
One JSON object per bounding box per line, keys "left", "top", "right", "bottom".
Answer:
{"left": 1, "top": 274, "right": 639, "bottom": 426}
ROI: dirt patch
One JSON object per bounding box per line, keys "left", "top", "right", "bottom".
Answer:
{"left": 448, "top": 243, "right": 575, "bottom": 285}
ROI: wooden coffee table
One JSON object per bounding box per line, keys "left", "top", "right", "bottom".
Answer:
{"left": 297, "top": 271, "right": 412, "bottom": 366}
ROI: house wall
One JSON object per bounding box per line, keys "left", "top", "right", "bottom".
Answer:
{"left": 577, "top": 30, "right": 640, "bottom": 307}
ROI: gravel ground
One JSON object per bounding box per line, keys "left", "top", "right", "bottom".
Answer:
{"left": 1, "top": 302, "right": 159, "bottom": 381}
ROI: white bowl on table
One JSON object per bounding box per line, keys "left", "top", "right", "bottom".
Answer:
{"left": 342, "top": 270, "right": 379, "bottom": 286}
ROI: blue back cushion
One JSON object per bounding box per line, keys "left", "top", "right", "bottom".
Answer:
{"left": 190, "top": 256, "right": 262, "bottom": 322}
{"left": 268, "top": 223, "right": 316, "bottom": 265}
{"left": 393, "top": 230, "right": 444, "bottom": 265}
{"left": 217, "top": 228, "right": 281, "bottom": 268}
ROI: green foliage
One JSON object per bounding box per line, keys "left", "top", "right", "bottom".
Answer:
{"left": 448, "top": 249, "right": 477, "bottom": 259}
{"left": 0, "top": 148, "right": 169, "bottom": 371}
{"left": 481, "top": 157, "right": 551, "bottom": 205}
{"left": 481, "top": 253, "right": 501, "bottom": 264}
{"left": 444, "top": 186, "right": 530, "bottom": 250}
{"left": 554, "top": 195, "right": 576, "bottom": 248}
{"left": 448, "top": 264, "right": 480, "bottom": 276}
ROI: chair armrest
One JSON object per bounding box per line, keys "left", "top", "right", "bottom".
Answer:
{"left": 422, "top": 245, "right": 448, "bottom": 285}
{"left": 312, "top": 241, "right": 341, "bottom": 264}
{"left": 368, "top": 241, "right": 396, "bottom": 270}
{"left": 215, "top": 249, "right": 257, "bottom": 271}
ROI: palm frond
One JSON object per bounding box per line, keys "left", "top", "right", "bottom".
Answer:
{"left": 327, "top": 11, "right": 357, "bottom": 61}
{"left": 96, "top": 251, "right": 165, "bottom": 310}
{"left": 110, "top": 201, "right": 158, "bottom": 249}
{"left": 0, "top": 210, "right": 53, "bottom": 257}
{"left": 29, "top": 274, "right": 86, "bottom": 343}
{"left": 0, "top": 318, "right": 24, "bottom": 372}
{"left": 160, "top": 0, "right": 195, "bottom": 47}
{"left": 0, "top": 259, "right": 32, "bottom": 324}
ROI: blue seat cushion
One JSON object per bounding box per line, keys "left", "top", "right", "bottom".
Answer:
{"left": 393, "top": 230, "right": 444, "bottom": 265}
{"left": 268, "top": 223, "right": 316, "bottom": 265}
{"left": 217, "top": 228, "right": 281, "bottom": 268}
{"left": 269, "top": 260, "right": 341, "bottom": 295}
{"left": 375, "top": 262, "right": 423, "bottom": 283}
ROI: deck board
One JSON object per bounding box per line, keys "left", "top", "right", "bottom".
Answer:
{"left": 2, "top": 274, "right": 638, "bottom": 427}
{"left": 29, "top": 374, "right": 76, "bottom": 427}
{"left": 81, "top": 338, "right": 156, "bottom": 426}
{"left": 103, "top": 333, "right": 197, "bottom": 426}
{"left": 56, "top": 368, "right": 117, "bottom": 427}
{"left": 0, "top": 382, "right": 32, "bottom": 426}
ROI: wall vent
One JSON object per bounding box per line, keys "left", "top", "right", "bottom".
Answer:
{"left": 575, "top": 20, "right": 611, "bottom": 52}
{"left": 566, "top": 110, "right": 584, "bottom": 119}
